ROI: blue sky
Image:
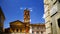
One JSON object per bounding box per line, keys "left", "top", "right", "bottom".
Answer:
{"left": 0, "top": 0, "right": 44, "bottom": 28}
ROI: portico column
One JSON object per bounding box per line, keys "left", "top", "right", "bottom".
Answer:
{"left": 10, "top": 28, "right": 13, "bottom": 32}
{"left": 14, "top": 29, "right": 16, "bottom": 32}
{"left": 34, "top": 31, "right": 36, "bottom": 34}
{"left": 39, "top": 31, "right": 41, "bottom": 34}
{"left": 18, "top": 29, "right": 20, "bottom": 32}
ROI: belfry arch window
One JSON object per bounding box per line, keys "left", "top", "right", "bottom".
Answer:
{"left": 57, "top": 18, "right": 60, "bottom": 28}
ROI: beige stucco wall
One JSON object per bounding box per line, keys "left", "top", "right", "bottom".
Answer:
{"left": 44, "top": 0, "right": 60, "bottom": 34}
{"left": 30, "top": 24, "right": 46, "bottom": 34}
{"left": 50, "top": 0, "right": 60, "bottom": 34}
{"left": 44, "top": 0, "right": 52, "bottom": 34}
{"left": 51, "top": 12, "right": 60, "bottom": 34}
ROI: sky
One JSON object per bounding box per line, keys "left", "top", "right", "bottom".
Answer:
{"left": 0, "top": 0, "right": 44, "bottom": 28}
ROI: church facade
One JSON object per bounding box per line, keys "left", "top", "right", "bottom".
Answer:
{"left": 0, "top": 8, "right": 46, "bottom": 34}
{"left": 4, "top": 9, "right": 30, "bottom": 34}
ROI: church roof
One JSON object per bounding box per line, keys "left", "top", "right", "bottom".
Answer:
{"left": 10, "top": 20, "right": 23, "bottom": 24}
{"left": 10, "top": 20, "right": 25, "bottom": 26}
{"left": 10, "top": 20, "right": 27, "bottom": 28}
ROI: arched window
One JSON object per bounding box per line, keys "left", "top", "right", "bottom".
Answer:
{"left": 57, "top": 18, "right": 60, "bottom": 28}
{"left": 32, "top": 31, "right": 34, "bottom": 34}
{"left": 36, "top": 31, "right": 39, "bottom": 34}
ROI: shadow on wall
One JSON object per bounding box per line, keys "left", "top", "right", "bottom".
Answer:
{"left": 3, "top": 32, "right": 10, "bottom": 34}
{"left": 57, "top": 18, "right": 60, "bottom": 28}
{"left": 58, "top": 0, "right": 60, "bottom": 3}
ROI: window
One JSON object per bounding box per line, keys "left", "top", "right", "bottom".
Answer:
{"left": 50, "top": 23, "right": 53, "bottom": 34}
{"left": 36, "top": 27, "right": 39, "bottom": 29}
{"left": 32, "top": 27, "right": 34, "bottom": 29}
{"left": 57, "top": 18, "right": 60, "bottom": 28}
{"left": 32, "top": 31, "right": 34, "bottom": 34}
{"left": 41, "top": 31, "right": 43, "bottom": 34}
{"left": 50, "top": 23, "right": 52, "bottom": 26}
{"left": 36, "top": 31, "right": 39, "bottom": 34}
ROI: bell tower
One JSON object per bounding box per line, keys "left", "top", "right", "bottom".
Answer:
{"left": 24, "top": 8, "right": 30, "bottom": 23}
{"left": 24, "top": 8, "right": 30, "bottom": 33}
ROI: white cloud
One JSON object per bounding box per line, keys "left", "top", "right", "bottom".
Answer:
{"left": 22, "top": 20, "right": 24, "bottom": 22}
{"left": 30, "top": 19, "right": 31, "bottom": 22}
{"left": 42, "top": 14, "right": 45, "bottom": 19}
{"left": 20, "top": 7, "right": 33, "bottom": 12}
{"left": 20, "top": 7, "right": 23, "bottom": 10}
{"left": 29, "top": 8, "right": 33, "bottom": 12}
{"left": 30, "top": 9, "right": 32, "bottom": 12}
{"left": 29, "top": 8, "right": 32, "bottom": 9}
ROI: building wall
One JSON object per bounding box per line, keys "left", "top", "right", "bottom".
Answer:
{"left": 4, "top": 9, "right": 30, "bottom": 34}
{"left": 30, "top": 24, "right": 46, "bottom": 34}
{"left": 44, "top": 0, "right": 60, "bottom": 34}
{"left": 4, "top": 32, "right": 29, "bottom": 34}
{"left": 0, "top": 7, "right": 5, "bottom": 33}
{"left": 50, "top": 0, "right": 60, "bottom": 34}
{"left": 51, "top": 12, "right": 60, "bottom": 34}
{"left": 44, "top": 0, "right": 52, "bottom": 34}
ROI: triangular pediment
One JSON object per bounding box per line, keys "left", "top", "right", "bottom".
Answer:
{"left": 10, "top": 20, "right": 24, "bottom": 25}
